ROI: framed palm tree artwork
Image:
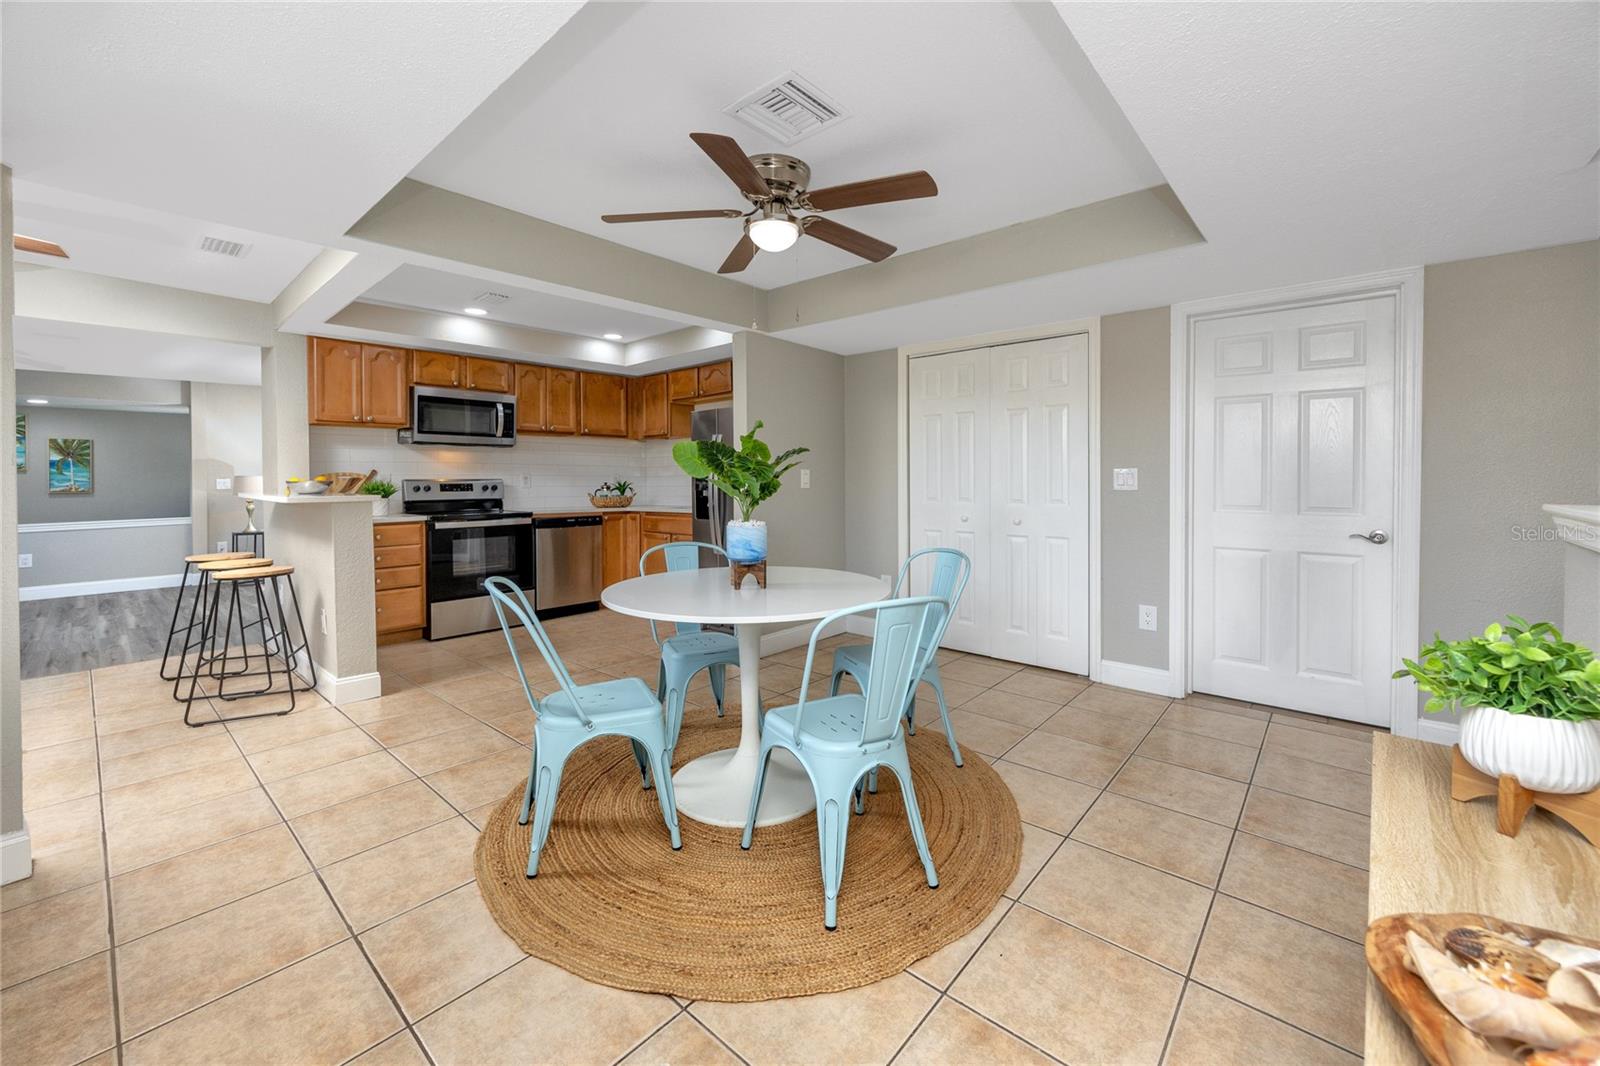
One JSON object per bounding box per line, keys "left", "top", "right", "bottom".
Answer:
{"left": 14, "top": 414, "right": 24, "bottom": 472}
{"left": 48, "top": 437, "right": 93, "bottom": 494}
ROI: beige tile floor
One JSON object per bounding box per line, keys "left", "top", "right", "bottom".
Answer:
{"left": 2, "top": 608, "right": 1382, "bottom": 1065}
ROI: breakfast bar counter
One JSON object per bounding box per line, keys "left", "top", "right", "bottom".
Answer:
{"left": 1365, "top": 735, "right": 1600, "bottom": 1064}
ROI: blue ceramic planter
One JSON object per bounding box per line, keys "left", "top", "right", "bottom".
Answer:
{"left": 726, "top": 520, "right": 768, "bottom": 565}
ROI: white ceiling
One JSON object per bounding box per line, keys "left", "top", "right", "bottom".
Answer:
{"left": 410, "top": 1, "right": 1166, "bottom": 289}
{"left": 13, "top": 318, "right": 262, "bottom": 386}
{"left": 361, "top": 264, "right": 689, "bottom": 343}
{"left": 1, "top": 1, "right": 581, "bottom": 241}
{"left": 13, "top": 182, "right": 323, "bottom": 303}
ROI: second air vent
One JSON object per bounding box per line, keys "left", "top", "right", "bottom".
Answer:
{"left": 726, "top": 72, "right": 847, "bottom": 146}
{"left": 199, "top": 236, "right": 251, "bottom": 258}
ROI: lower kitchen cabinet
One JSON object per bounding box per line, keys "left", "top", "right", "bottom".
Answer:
{"left": 374, "top": 521, "right": 427, "bottom": 641}
{"left": 601, "top": 512, "right": 693, "bottom": 586}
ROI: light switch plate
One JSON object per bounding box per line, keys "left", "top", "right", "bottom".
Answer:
{"left": 799, "top": 468, "right": 811, "bottom": 489}
{"left": 214, "top": 477, "right": 233, "bottom": 491}
{"left": 17, "top": 554, "right": 31, "bottom": 569}
{"left": 1113, "top": 468, "right": 1139, "bottom": 491}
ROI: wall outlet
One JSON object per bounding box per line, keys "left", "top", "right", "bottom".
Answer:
{"left": 214, "top": 477, "right": 233, "bottom": 491}
{"left": 17, "top": 554, "right": 31, "bottom": 569}
{"left": 319, "top": 608, "right": 328, "bottom": 635}
{"left": 217, "top": 540, "right": 228, "bottom": 552}
{"left": 1113, "top": 468, "right": 1139, "bottom": 491}
{"left": 1138, "top": 604, "right": 1158, "bottom": 632}
{"left": 521, "top": 474, "right": 532, "bottom": 489}
{"left": 799, "top": 468, "right": 811, "bottom": 489}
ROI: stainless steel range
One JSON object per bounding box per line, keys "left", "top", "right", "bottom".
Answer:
{"left": 401, "top": 478, "right": 534, "bottom": 640}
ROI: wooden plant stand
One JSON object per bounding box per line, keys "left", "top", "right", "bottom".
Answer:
{"left": 1450, "top": 746, "right": 1600, "bottom": 846}
{"left": 729, "top": 559, "right": 767, "bottom": 589}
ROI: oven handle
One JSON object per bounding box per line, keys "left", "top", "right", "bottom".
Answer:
{"left": 433, "top": 518, "right": 533, "bottom": 530}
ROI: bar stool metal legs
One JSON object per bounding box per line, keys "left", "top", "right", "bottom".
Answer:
{"left": 160, "top": 551, "right": 256, "bottom": 681}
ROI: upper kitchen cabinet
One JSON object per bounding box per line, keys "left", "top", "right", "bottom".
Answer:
{"left": 579, "top": 372, "right": 629, "bottom": 437}
{"left": 698, "top": 360, "right": 732, "bottom": 397}
{"left": 308, "top": 338, "right": 408, "bottom": 427}
{"left": 514, "top": 364, "right": 546, "bottom": 432}
{"left": 463, "top": 356, "right": 512, "bottom": 393}
{"left": 412, "top": 349, "right": 461, "bottom": 388}
{"left": 634, "top": 372, "right": 691, "bottom": 440}
{"left": 517, "top": 364, "right": 580, "bottom": 434}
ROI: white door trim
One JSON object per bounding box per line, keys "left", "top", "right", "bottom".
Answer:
{"left": 1169, "top": 268, "right": 1426, "bottom": 736}
{"left": 897, "top": 316, "right": 1101, "bottom": 679}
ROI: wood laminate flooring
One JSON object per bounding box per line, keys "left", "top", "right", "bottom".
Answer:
{"left": 20, "top": 589, "right": 184, "bottom": 678}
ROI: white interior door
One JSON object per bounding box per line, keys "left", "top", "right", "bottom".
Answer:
{"left": 907, "top": 348, "right": 990, "bottom": 655}
{"left": 989, "top": 336, "right": 1090, "bottom": 673}
{"left": 908, "top": 335, "right": 1090, "bottom": 672}
{"left": 1190, "top": 296, "right": 1397, "bottom": 724}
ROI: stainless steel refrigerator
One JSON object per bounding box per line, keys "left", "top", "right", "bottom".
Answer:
{"left": 689, "top": 405, "right": 735, "bottom": 568}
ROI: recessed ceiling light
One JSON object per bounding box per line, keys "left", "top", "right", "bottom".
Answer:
{"left": 463, "top": 307, "right": 488, "bottom": 317}
{"left": 25, "top": 398, "right": 48, "bottom": 405}
{"left": 603, "top": 333, "right": 622, "bottom": 341}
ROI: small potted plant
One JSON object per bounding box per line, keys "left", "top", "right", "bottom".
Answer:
{"left": 672, "top": 420, "right": 807, "bottom": 583}
{"left": 588, "top": 479, "right": 635, "bottom": 509}
{"left": 1394, "top": 616, "right": 1600, "bottom": 793}
{"left": 359, "top": 477, "right": 398, "bottom": 517}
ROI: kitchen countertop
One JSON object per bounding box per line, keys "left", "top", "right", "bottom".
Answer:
{"left": 238, "top": 492, "right": 375, "bottom": 504}
{"left": 532, "top": 507, "right": 692, "bottom": 518}
{"left": 372, "top": 514, "right": 426, "bottom": 524}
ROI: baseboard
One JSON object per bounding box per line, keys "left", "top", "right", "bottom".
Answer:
{"left": 758, "top": 618, "right": 847, "bottom": 657}
{"left": 0, "top": 825, "right": 33, "bottom": 886}
{"left": 1415, "top": 717, "right": 1460, "bottom": 747}
{"left": 313, "top": 667, "right": 381, "bottom": 706}
{"left": 19, "top": 572, "right": 186, "bottom": 601}
{"left": 1097, "top": 659, "right": 1180, "bottom": 698}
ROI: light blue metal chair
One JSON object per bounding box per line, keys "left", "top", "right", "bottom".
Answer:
{"left": 485, "top": 576, "right": 681, "bottom": 878}
{"left": 742, "top": 596, "right": 943, "bottom": 930}
{"left": 641, "top": 541, "right": 740, "bottom": 761}
{"left": 828, "top": 548, "right": 971, "bottom": 767}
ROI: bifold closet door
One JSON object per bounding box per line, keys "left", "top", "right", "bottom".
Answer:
{"left": 908, "top": 334, "right": 1090, "bottom": 671}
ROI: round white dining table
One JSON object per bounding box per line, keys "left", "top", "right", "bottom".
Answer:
{"left": 601, "top": 565, "right": 889, "bottom": 828}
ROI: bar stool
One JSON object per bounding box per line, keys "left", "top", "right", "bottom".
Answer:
{"left": 160, "top": 551, "right": 258, "bottom": 681}
{"left": 230, "top": 530, "right": 265, "bottom": 557}
{"left": 170, "top": 556, "right": 274, "bottom": 706}
{"left": 177, "top": 562, "right": 317, "bottom": 726}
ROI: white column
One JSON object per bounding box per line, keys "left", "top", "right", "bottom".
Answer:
{"left": 0, "top": 163, "right": 32, "bottom": 884}
{"left": 260, "top": 331, "right": 309, "bottom": 492}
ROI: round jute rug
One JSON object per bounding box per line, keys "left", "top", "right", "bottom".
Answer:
{"left": 473, "top": 713, "right": 1021, "bottom": 1002}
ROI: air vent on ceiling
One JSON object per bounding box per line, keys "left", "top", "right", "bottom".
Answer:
{"left": 725, "top": 72, "right": 847, "bottom": 146}
{"left": 471, "top": 291, "right": 512, "bottom": 307}
{"left": 199, "top": 236, "right": 251, "bottom": 258}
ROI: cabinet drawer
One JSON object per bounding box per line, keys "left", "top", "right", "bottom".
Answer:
{"left": 642, "top": 513, "right": 692, "bottom": 536}
{"left": 371, "top": 543, "right": 422, "bottom": 569}
{"left": 374, "top": 564, "right": 422, "bottom": 591}
{"left": 375, "top": 588, "right": 425, "bottom": 633}
{"left": 373, "top": 523, "right": 424, "bottom": 548}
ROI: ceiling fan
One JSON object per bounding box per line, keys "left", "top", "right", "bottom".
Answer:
{"left": 13, "top": 235, "right": 68, "bottom": 258}
{"left": 601, "top": 132, "right": 937, "bottom": 274}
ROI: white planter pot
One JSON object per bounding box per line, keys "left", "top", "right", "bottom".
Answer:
{"left": 370, "top": 496, "right": 391, "bottom": 517}
{"left": 1457, "top": 705, "right": 1600, "bottom": 793}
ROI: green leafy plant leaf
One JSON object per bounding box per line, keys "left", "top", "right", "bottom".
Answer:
{"left": 671, "top": 419, "right": 809, "bottom": 522}
{"left": 1392, "top": 617, "right": 1600, "bottom": 722}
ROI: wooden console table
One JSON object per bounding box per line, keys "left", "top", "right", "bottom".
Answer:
{"left": 1366, "top": 735, "right": 1600, "bottom": 1064}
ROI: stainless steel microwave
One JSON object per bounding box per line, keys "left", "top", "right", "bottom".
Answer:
{"left": 408, "top": 384, "right": 516, "bottom": 447}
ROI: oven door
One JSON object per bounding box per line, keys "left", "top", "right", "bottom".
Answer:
{"left": 424, "top": 517, "right": 534, "bottom": 639}
{"left": 411, "top": 385, "right": 516, "bottom": 447}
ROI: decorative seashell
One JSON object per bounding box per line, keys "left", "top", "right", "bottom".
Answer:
{"left": 1549, "top": 967, "right": 1600, "bottom": 1015}
{"left": 1539, "top": 941, "right": 1600, "bottom": 969}
{"left": 1527, "top": 1036, "right": 1600, "bottom": 1066}
{"left": 1406, "top": 931, "right": 1591, "bottom": 1049}
{"left": 1448, "top": 926, "right": 1559, "bottom": 983}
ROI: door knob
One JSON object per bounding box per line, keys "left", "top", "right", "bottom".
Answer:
{"left": 960, "top": 515, "right": 970, "bottom": 523}
{"left": 1349, "top": 529, "right": 1389, "bottom": 544}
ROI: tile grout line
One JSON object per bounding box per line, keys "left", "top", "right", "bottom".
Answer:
{"left": 86, "top": 667, "right": 128, "bottom": 1066}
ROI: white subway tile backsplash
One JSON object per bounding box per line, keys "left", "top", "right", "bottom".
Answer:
{"left": 309, "top": 429, "right": 692, "bottom": 512}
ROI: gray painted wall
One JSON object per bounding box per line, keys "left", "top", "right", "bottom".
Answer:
{"left": 1100, "top": 308, "right": 1172, "bottom": 668}
{"left": 1420, "top": 240, "right": 1600, "bottom": 644}
{"left": 19, "top": 523, "right": 191, "bottom": 588}
{"left": 843, "top": 349, "right": 899, "bottom": 581}
{"left": 732, "top": 331, "right": 846, "bottom": 570}
{"left": 15, "top": 406, "right": 190, "bottom": 522}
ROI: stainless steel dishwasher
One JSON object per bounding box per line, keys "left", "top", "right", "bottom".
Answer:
{"left": 534, "top": 515, "right": 603, "bottom": 615}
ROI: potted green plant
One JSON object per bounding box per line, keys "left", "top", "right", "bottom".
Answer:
{"left": 672, "top": 420, "right": 807, "bottom": 579}
{"left": 359, "top": 477, "right": 398, "bottom": 517}
{"left": 1394, "top": 616, "right": 1600, "bottom": 792}
{"left": 588, "top": 479, "right": 635, "bottom": 509}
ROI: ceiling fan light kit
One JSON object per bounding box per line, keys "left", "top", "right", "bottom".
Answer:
{"left": 601, "top": 131, "right": 937, "bottom": 274}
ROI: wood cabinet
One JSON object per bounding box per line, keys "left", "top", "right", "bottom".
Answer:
{"left": 667, "top": 368, "right": 699, "bottom": 402}
{"left": 698, "top": 360, "right": 733, "bottom": 397}
{"left": 309, "top": 338, "right": 408, "bottom": 427}
{"left": 602, "top": 512, "right": 692, "bottom": 585}
{"left": 463, "top": 356, "right": 512, "bottom": 393}
{"left": 580, "top": 372, "right": 629, "bottom": 437}
{"left": 632, "top": 372, "right": 691, "bottom": 440}
{"left": 373, "top": 521, "right": 426, "bottom": 639}
{"left": 546, "top": 369, "right": 579, "bottom": 433}
{"left": 640, "top": 513, "right": 694, "bottom": 575}
{"left": 514, "top": 364, "right": 546, "bottom": 432}
{"left": 412, "top": 349, "right": 461, "bottom": 388}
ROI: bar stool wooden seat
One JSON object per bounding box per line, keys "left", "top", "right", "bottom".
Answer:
{"left": 176, "top": 560, "right": 316, "bottom": 726}
{"left": 159, "top": 551, "right": 257, "bottom": 680}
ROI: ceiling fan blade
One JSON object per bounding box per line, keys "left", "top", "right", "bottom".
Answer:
{"left": 601, "top": 209, "right": 742, "bottom": 223}
{"left": 717, "top": 234, "right": 758, "bottom": 274}
{"left": 14, "top": 234, "right": 68, "bottom": 258}
{"left": 804, "top": 171, "right": 938, "bottom": 212}
{"left": 802, "top": 217, "right": 895, "bottom": 263}
{"left": 690, "top": 132, "right": 770, "bottom": 200}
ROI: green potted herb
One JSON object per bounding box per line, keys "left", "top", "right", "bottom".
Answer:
{"left": 359, "top": 477, "right": 398, "bottom": 517}
{"left": 1394, "top": 616, "right": 1600, "bottom": 792}
{"left": 672, "top": 420, "right": 807, "bottom": 581}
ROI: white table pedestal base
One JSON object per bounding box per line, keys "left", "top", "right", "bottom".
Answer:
{"left": 670, "top": 620, "right": 817, "bottom": 828}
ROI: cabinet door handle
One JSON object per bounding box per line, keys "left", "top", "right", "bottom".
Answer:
{"left": 365, "top": 415, "right": 373, "bottom": 422}
{"left": 375, "top": 555, "right": 382, "bottom": 563}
